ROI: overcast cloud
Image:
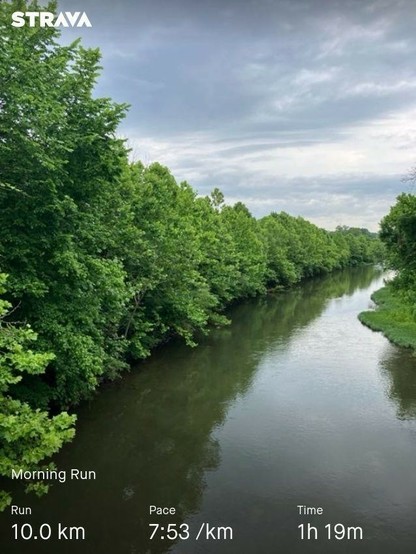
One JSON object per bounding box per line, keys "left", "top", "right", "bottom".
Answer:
{"left": 58, "top": 0, "right": 416, "bottom": 230}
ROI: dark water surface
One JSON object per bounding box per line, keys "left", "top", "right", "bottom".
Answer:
{"left": 2, "top": 266, "right": 416, "bottom": 554}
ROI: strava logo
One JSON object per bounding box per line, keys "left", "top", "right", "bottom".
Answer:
{"left": 11, "top": 11, "right": 92, "bottom": 28}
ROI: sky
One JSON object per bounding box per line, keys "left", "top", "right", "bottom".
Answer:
{"left": 56, "top": 0, "right": 416, "bottom": 230}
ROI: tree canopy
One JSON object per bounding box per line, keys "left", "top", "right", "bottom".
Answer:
{"left": 379, "top": 193, "right": 416, "bottom": 310}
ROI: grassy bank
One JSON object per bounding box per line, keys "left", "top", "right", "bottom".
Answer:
{"left": 359, "top": 286, "right": 416, "bottom": 350}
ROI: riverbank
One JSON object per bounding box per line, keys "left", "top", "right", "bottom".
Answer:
{"left": 359, "top": 285, "right": 416, "bottom": 350}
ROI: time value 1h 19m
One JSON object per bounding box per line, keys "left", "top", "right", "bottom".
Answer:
{"left": 299, "top": 523, "right": 363, "bottom": 541}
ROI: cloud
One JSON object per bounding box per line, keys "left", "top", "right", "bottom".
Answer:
{"left": 58, "top": 0, "right": 416, "bottom": 229}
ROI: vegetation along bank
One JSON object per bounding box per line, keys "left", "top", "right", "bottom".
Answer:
{"left": 359, "top": 193, "right": 416, "bottom": 350}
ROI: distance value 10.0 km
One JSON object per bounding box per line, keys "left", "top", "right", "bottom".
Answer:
{"left": 12, "top": 523, "right": 85, "bottom": 541}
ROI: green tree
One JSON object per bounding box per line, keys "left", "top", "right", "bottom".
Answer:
{"left": 0, "top": 0, "right": 131, "bottom": 406}
{"left": 218, "top": 202, "right": 266, "bottom": 298}
{"left": 0, "top": 274, "right": 75, "bottom": 511}
{"left": 379, "top": 193, "right": 416, "bottom": 312}
{"left": 121, "top": 163, "right": 218, "bottom": 353}
{"left": 380, "top": 194, "right": 416, "bottom": 273}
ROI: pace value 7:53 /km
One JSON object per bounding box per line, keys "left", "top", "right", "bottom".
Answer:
{"left": 148, "top": 506, "right": 233, "bottom": 542}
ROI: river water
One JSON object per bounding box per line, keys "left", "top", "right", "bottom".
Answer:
{"left": 1, "top": 266, "right": 416, "bottom": 554}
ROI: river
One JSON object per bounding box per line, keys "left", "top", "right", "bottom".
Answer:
{"left": 1, "top": 266, "right": 416, "bottom": 554}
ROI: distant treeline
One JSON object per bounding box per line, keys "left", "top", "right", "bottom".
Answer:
{"left": 0, "top": 1, "right": 383, "bottom": 508}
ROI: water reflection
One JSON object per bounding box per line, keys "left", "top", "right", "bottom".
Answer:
{"left": 380, "top": 348, "right": 416, "bottom": 420}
